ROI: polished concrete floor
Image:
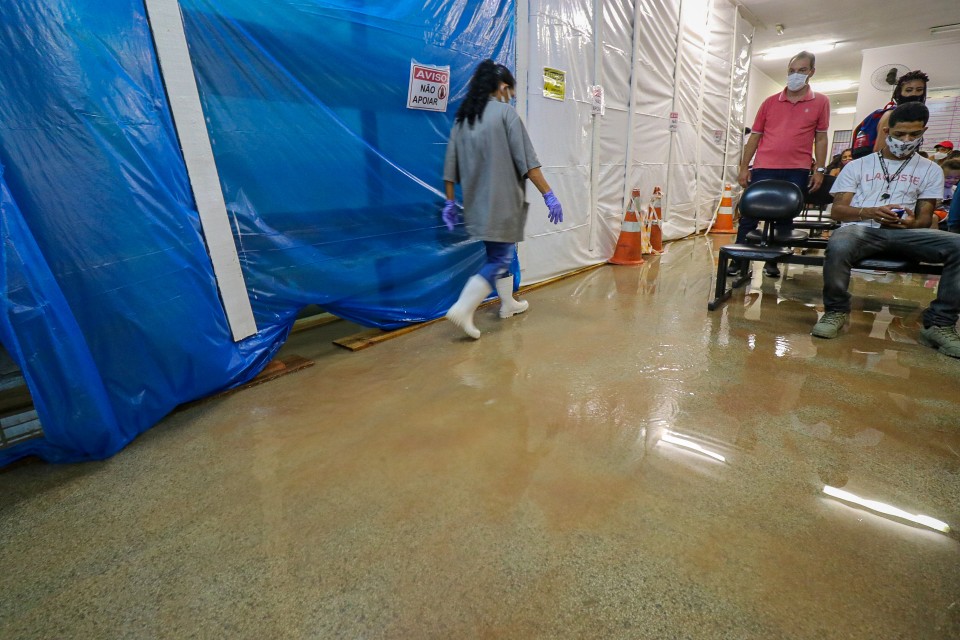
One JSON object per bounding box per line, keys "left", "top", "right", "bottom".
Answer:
{"left": 2, "top": 236, "right": 959, "bottom": 639}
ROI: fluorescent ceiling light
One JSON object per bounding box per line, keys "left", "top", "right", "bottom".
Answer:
{"left": 823, "top": 485, "right": 951, "bottom": 533}
{"left": 930, "top": 23, "right": 960, "bottom": 35}
{"left": 834, "top": 106, "right": 856, "bottom": 114}
{"left": 811, "top": 80, "right": 857, "bottom": 93}
{"left": 762, "top": 41, "right": 836, "bottom": 60}
{"left": 661, "top": 432, "right": 726, "bottom": 462}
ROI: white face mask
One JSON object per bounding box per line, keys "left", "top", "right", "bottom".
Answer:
{"left": 886, "top": 135, "right": 922, "bottom": 159}
{"left": 930, "top": 151, "right": 947, "bottom": 161}
{"left": 786, "top": 72, "right": 808, "bottom": 92}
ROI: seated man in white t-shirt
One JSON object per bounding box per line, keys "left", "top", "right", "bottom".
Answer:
{"left": 812, "top": 103, "right": 960, "bottom": 358}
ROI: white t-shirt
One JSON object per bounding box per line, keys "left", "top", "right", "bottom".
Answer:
{"left": 830, "top": 152, "right": 944, "bottom": 227}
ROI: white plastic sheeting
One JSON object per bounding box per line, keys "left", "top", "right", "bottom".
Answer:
{"left": 520, "top": 0, "right": 753, "bottom": 283}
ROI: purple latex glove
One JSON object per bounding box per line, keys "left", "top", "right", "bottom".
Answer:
{"left": 544, "top": 190, "right": 563, "bottom": 224}
{"left": 442, "top": 199, "right": 457, "bottom": 231}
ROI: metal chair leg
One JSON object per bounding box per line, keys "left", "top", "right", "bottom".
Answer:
{"left": 709, "top": 254, "right": 733, "bottom": 310}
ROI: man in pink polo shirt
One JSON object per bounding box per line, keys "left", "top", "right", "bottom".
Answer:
{"left": 731, "top": 50, "right": 830, "bottom": 277}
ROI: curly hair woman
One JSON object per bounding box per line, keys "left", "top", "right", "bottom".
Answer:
{"left": 852, "top": 70, "right": 929, "bottom": 156}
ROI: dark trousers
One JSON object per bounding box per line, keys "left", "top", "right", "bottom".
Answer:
{"left": 734, "top": 168, "right": 810, "bottom": 244}
{"left": 824, "top": 225, "right": 960, "bottom": 327}
{"left": 478, "top": 241, "right": 515, "bottom": 287}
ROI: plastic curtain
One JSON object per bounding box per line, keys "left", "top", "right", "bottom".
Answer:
{"left": 521, "top": 0, "right": 599, "bottom": 282}
{"left": 625, "top": 0, "right": 681, "bottom": 240}
{"left": 519, "top": 0, "right": 751, "bottom": 283}
{"left": 179, "top": 0, "right": 516, "bottom": 329}
{"left": 0, "top": 0, "right": 513, "bottom": 465}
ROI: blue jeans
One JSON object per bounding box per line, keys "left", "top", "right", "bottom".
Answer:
{"left": 478, "top": 241, "right": 515, "bottom": 287}
{"left": 734, "top": 168, "right": 810, "bottom": 244}
{"left": 947, "top": 194, "right": 960, "bottom": 230}
{"left": 823, "top": 225, "right": 960, "bottom": 327}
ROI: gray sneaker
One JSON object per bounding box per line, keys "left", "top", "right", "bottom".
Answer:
{"left": 812, "top": 311, "right": 848, "bottom": 339}
{"left": 918, "top": 325, "right": 960, "bottom": 358}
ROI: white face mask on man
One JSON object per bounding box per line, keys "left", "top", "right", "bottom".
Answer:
{"left": 886, "top": 135, "right": 923, "bottom": 159}
{"left": 786, "top": 72, "right": 808, "bottom": 92}
{"left": 930, "top": 151, "right": 947, "bottom": 161}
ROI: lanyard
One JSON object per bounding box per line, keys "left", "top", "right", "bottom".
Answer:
{"left": 876, "top": 152, "right": 913, "bottom": 200}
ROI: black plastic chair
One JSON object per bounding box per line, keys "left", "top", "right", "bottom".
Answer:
{"left": 708, "top": 179, "right": 805, "bottom": 310}
{"left": 794, "top": 173, "right": 838, "bottom": 237}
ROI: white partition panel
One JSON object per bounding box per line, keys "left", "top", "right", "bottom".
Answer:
{"left": 521, "top": 0, "right": 598, "bottom": 283}
{"left": 695, "top": 0, "right": 734, "bottom": 232}
{"left": 596, "top": 0, "right": 637, "bottom": 259}
{"left": 728, "top": 15, "right": 754, "bottom": 190}
{"left": 520, "top": 0, "right": 753, "bottom": 283}
{"left": 625, "top": 0, "right": 680, "bottom": 230}
{"left": 660, "top": 0, "right": 704, "bottom": 240}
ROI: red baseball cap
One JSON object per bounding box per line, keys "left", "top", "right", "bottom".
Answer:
{"left": 935, "top": 140, "right": 954, "bottom": 150}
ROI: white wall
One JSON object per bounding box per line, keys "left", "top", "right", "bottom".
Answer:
{"left": 745, "top": 65, "right": 781, "bottom": 129}
{"left": 855, "top": 40, "right": 960, "bottom": 123}
{"left": 826, "top": 111, "right": 856, "bottom": 157}
{"left": 740, "top": 65, "right": 779, "bottom": 168}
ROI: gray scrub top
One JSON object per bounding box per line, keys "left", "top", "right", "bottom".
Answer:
{"left": 443, "top": 99, "right": 541, "bottom": 243}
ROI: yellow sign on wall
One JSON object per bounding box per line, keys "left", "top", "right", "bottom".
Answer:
{"left": 543, "top": 67, "right": 566, "bottom": 101}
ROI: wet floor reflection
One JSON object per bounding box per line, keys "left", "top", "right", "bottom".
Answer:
{"left": 823, "top": 485, "right": 951, "bottom": 534}
{"left": 1, "top": 236, "right": 958, "bottom": 638}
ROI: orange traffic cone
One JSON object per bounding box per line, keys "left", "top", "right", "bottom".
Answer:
{"left": 710, "top": 184, "right": 736, "bottom": 234}
{"left": 609, "top": 189, "right": 645, "bottom": 266}
{"left": 645, "top": 186, "right": 663, "bottom": 254}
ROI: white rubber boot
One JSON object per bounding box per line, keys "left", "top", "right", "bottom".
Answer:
{"left": 495, "top": 276, "right": 528, "bottom": 319}
{"left": 445, "top": 275, "right": 492, "bottom": 339}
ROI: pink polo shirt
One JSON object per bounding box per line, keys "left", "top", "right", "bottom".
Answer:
{"left": 752, "top": 87, "right": 830, "bottom": 170}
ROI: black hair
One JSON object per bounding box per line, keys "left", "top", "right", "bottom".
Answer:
{"left": 495, "top": 64, "right": 515, "bottom": 88}
{"left": 789, "top": 51, "right": 815, "bottom": 68}
{"left": 455, "top": 59, "right": 513, "bottom": 127}
{"left": 892, "top": 70, "right": 929, "bottom": 104}
{"left": 826, "top": 149, "right": 852, "bottom": 172}
{"left": 888, "top": 102, "right": 929, "bottom": 127}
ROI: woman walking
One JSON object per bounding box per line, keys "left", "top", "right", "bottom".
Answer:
{"left": 442, "top": 60, "right": 563, "bottom": 339}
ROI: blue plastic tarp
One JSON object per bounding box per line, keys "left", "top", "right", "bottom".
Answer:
{"left": 0, "top": 0, "right": 514, "bottom": 465}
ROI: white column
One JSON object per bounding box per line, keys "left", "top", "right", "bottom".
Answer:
{"left": 144, "top": 0, "right": 257, "bottom": 341}
{"left": 517, "top": 0, "right": 530, "bottom": 271}
{"left": 588, "top": 0, "right": 603, "bottom": 252}
{"left": 621, "top": 0, "right": 643, "bottom": 214}
{"left": 664, "top": 0, "right": 685, "bottom": 228}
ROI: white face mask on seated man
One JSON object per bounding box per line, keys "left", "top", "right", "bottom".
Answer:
{"left": 886, "top": 135, "right": 923, "bottom": 159}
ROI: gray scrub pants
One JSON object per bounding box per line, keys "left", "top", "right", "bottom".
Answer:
{"left": 823, "top": 225, "right": 960, "bottom": 327}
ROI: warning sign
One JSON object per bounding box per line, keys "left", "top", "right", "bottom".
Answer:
{"left": 590, "top": 85, "right": 605, "bottom": 116}
{"left": 543, "top": 68, "right": 566, "bottom": 101}
{"left": 407, "top": 61, "right": 450, "bottom": 112}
